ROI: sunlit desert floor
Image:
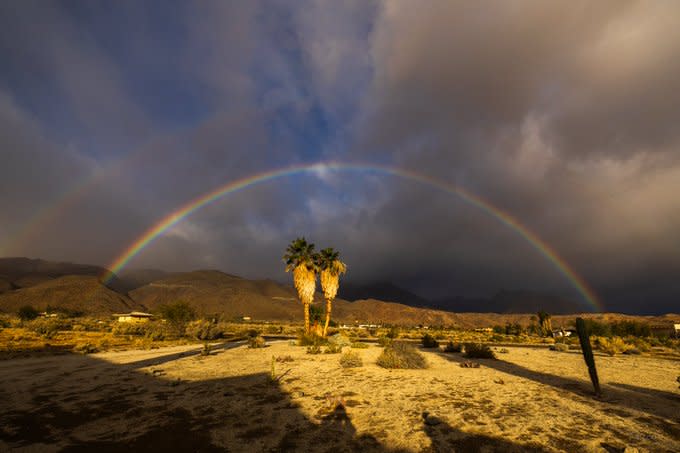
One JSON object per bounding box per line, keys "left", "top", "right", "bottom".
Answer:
{"left": 1, "top": 341, "right": 678, "bottom": 452}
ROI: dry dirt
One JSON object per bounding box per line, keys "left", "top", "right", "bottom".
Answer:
{"left": 0, "top": 341, "right": 678, "bottom": 452}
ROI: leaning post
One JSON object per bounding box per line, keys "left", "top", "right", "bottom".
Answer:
{"left": 576, "top": 317, "right": 601, "bottom": 396}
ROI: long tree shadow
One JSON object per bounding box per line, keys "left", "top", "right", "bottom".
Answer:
{"left": 119, "top": 340, "right": 247, "bottom": 370}
{"left": 0, "top": 347, "right": 562, "bottom": 452}
{"left": 0, "top": 349, "right": 397, "bottom": 452}
{"left": 422, "top": 414, "right": 549, "bottom": 453}
{"left": 434, "top": 351, "right": 680, "bottom": 436}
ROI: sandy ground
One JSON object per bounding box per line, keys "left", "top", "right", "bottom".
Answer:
{"left": 0, "top": 341, "right": 678, "bottom": 452}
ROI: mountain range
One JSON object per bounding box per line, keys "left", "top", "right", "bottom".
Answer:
{"left": 0, "top": 258, "right": 676, "bottom": 327}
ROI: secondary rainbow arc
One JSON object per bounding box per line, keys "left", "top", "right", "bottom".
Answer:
{"left": 101, "top": 162, "right": 603, "bottom": 312}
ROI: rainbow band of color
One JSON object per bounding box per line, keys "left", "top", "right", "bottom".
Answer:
{"left": 102, "top": 162, "right": 603, "bottom": 312}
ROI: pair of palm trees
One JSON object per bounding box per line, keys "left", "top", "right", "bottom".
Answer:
{"left": 283, "top": 237, "right": 346, "bottom": 336}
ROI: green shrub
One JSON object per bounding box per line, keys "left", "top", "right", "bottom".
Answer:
{"left": 186, "top": 319, "right": 223, "bottom": 340}
{"left": 422, "top": 334, "right": 439, "bottom": 348}
{"left": 350, "top": 342, "right": 369, "bottom": 349}
{"left": 464, "top": 343, "right": 496, "bottom": 359}
{"left": 265, "top": 325, "right": 284, "bottom": 334}
{"left": 144, "top": 322, "right": 168, "bottom": 341}
{"left": 248, "top": 335, "right": 266, "bottom": 348}
{"left": 18, "top": 305, "right": 39, "bottom": 321}
{"left": 112, "top": 322, "right": 147, "bottom": 336}
{"left": 74, "top": 343, "right": 98, "bottom": 354}
{"left": 386, "top": 326, "right": 400, "bottom": 339}
{"left": 376, "top": 342, "right": 427, "bottom": 369}
{"left": 377, "top": 336, "right": 392, "bottom": 347}
{"left": 339, "top": 351, "right": 363, "bottom": 368}
{"left": 157, "top": 301, "right": 196, "bottom": 337}
{"left": 73, "top": 319, "right": 109, "bottom": 332}
{"left": 245, "top": 328, "right": 261, "bottom": 338}
{"left": 443, "top": 341, "right": 462, "bottom": 353}
{"left": 630, "top": 337, "right": 651, "bottom": 352}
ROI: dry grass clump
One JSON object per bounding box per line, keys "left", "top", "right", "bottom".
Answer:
{"left": 247, "top": 335, "right": 266, "bottom": 349}
{"left": 550, "top": 343, "right": 569, "bottom": 352}
{"left": 306, "top": 345, "right": 322, "bottom": 354}
{"left": 112, "top": 321, "right": 171, "bottom": 341}
{"left": 628, "top": 337, "right": 652, "bottom": 352}
{"left": 464, "top": 343, "right": 496, "bottom": 359}
{"left": 186, "top": 320, "right": 223, "bottom": 340}
{"left": 275, "top": 355, "right": 294, "bottom": 363}
{"left": 73, "top": 342, "right": 98, "bottom": 354}
{"left": 297, "top": 333, "right": 327, "bottom": 347}
{"left": 324, "top": 343, "right": 342, "bottom": 354}
{"left": 376, "top": 342, "right": 427, "bottom": 369}
{"left": 350, "top": 341, "right": 369, "bottom": 349}
{"left": 595, "top": 336, "right": 627, "bottom": 356}
{"left": 29, "top": 319, "right": 72, "bottom": 339}
{"left": 339, "top": 350, "right": 363, "bottom": 368}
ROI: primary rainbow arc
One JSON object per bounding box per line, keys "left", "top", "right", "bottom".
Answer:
{"left": 102, "top": 162, "right": 603, "bottom": 312}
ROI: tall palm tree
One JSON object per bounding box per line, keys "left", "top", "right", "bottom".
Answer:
{"left": 283, "top": 237, "right": 318, "bottom": 334}
{"left": 317, "top": 247, "right": 347, "bottom": 337}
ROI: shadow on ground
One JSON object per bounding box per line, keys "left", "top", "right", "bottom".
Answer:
{"left": 0, "top": 346, "right": 549, "bottom": 452}
{"left": 434, "top": 350, "right": 680, "bottom": 439}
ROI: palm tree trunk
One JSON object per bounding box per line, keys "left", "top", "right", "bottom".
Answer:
{"left": 323, "top": 297, "right": 332, "bottom": 336}
{"left": 303, "top": 302, "right": 310, "bottom": 334}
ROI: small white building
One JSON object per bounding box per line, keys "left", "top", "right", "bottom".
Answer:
{"left": 113, "top": 312, "right": 154, "bottom": 323}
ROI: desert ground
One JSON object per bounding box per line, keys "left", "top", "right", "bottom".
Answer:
{"left": 0, "top": 340, "right": 678, "bottom": 452}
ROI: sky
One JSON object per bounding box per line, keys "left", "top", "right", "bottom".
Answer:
{"left": 1, "top": 1, "right": 679, "bottom": 314}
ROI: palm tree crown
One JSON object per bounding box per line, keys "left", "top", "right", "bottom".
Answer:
{"left": 283, "top": 237, "right": 318, "bottom": 334}
{"left": 283, "top": 237, "right": 317, "bottom": 272}
{"left": 317, "top": 247, "right": 347, "bottom": 336}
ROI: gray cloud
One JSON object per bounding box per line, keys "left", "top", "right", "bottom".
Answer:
{"left": 2, "top": 1, "right": 679, "bottom": 312}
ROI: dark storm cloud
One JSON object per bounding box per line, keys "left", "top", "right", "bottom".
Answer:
{"left": 2, "top": 1, "right": 679, "bottom": 313}
{"left": 349, "top": 0, "right": 680, "bottom": 308}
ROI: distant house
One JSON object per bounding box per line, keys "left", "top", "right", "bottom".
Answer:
{"left": 650, "top": 322, "right": 680, "bottom": 338}
{"left": 552, "top": 329, "right": 576, "bottom": 338}
{"left": 113, "top": 312, "right": 154, "bottom": 323}
{"left": 39, "top": 312, "right": 59, "bottom": 319}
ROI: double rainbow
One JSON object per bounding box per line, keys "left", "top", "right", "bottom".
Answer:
{"left": 101, "top": 162, "right": 603, "bottom": 312}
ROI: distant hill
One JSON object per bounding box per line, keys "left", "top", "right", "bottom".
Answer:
{"left": 116, "top": 268, "right": 176, "bottom": 293}
{"left": 129, "top": 270, "right": 314, "bottom": 320}
{"left": 0, "top": 275, "right": 144, "bottom": 315}
{"left": 129, "top": 270, "right": 478, "bottom": 326}
{"left": 338, "top": 283, "right": 581, "bottom": 315}
{"left": 0, "top": 257, "right": 126, "bottom": 293}
{"left": 339, "top": 281, "right": 431, "bottom": 307}
{"left": 434, "top": 290, "right": 582, "bottom": 314}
